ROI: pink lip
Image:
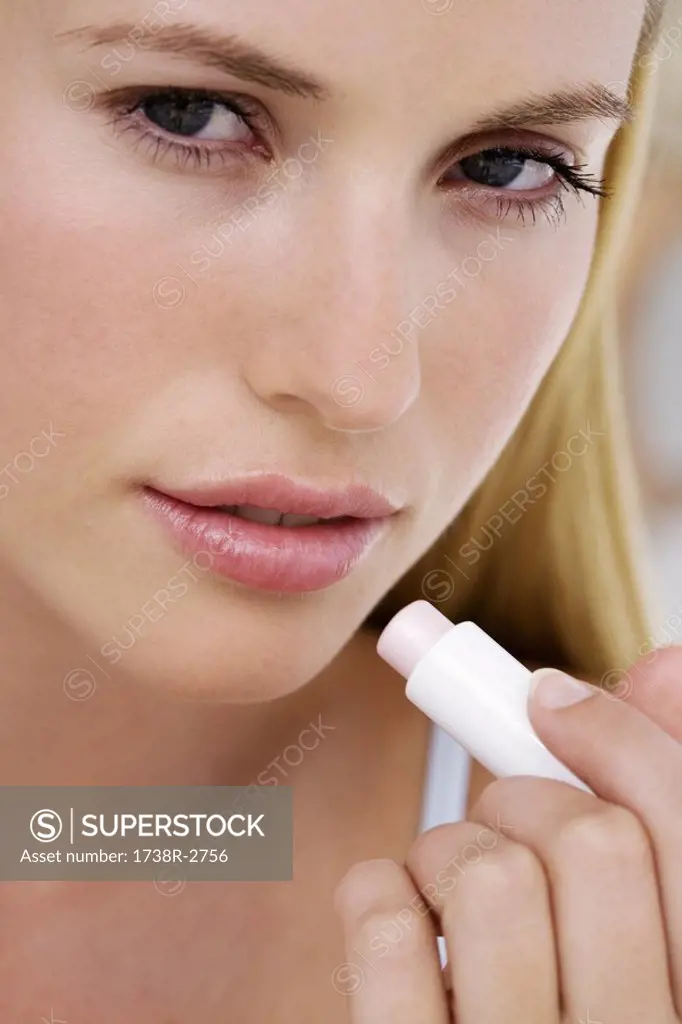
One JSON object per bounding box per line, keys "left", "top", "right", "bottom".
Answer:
{"left": 140, "top": 475, "right": 400, "bottom": 593}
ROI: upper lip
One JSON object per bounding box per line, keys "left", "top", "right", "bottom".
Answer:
{"left": 147, "top": 474, "right": 402, "bottom": 519}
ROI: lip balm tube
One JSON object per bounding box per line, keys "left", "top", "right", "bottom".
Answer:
{"left": 377, "top": 600, "right": 592, "bottom": 794}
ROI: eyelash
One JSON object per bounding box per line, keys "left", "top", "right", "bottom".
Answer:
{"left": 99, "top": 87, "right": 609, "bottom": 227}
{"left": 441, "top": 147, "right": 609, "bottom": 228}
{"left": 100, "top": 87, "right": 271, "bottom": 173}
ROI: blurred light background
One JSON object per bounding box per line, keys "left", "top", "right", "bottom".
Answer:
{"left": 621, "top": 0, "right": 682, "bottom": 627}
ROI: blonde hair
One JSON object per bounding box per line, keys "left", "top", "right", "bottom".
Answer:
{"left": 369, "top": 25, "right": 662, "bottom": 682}
{"left": 647, "top": 0, "right": 682, "bottom": 167}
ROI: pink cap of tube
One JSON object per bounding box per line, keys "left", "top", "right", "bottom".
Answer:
{"left": 376, "top": 600, "right": 454, "bottom": 678}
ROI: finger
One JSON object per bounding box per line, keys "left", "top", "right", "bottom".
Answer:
{"left": 604, "top": 644, "right": 682, "bottom": 740}
{"left": 407, "top": 821, "right": 559, "bottom": 1024}
{"left": 528, "top": 669, "right": 682, "bottom": 1011}
{"left": 334, "top": 858, "right": 450, "bottom": 1023}
{"left": 470, "top": 777, "right": 676, "bottom": 1022}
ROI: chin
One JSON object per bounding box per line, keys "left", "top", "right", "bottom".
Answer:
{"left": 29, "top": 556, "right": 380, "bottom": 704}
{"left": 88, "top": 590, "right": 362, "bottom": 703}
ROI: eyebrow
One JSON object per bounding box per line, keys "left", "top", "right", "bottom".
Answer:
{"left": 469, "top": 84, "right": 633, "bottom": 133}
{"left": 59, "top": 22, "right": 632, "bottom": 131}
{"left": 57, "top": 22, "right": 329, "bottom": 100}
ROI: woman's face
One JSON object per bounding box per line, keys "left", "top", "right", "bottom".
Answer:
{"left": 0, "top": 0, "right": 645, "bottom": 699}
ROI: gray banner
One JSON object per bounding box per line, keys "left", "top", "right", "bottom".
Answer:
{"left": 0, "top": 786, "right": 292, "bottom": 881}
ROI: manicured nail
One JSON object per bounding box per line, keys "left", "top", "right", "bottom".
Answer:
{"left": 530, "top": 668, "right": 597, "bottom": 709}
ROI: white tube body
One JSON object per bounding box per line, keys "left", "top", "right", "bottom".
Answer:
{"left": 406, "top": 621, "right": 592, "bottom": 793}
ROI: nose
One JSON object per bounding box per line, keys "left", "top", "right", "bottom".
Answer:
{"left": 239, "top": 183, "right": 424, "bottom": 433}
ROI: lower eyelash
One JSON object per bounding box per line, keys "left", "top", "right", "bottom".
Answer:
{"left": 523, "top": 167, "right": 609, "bottom": 227}
{"left": 493, "top": 193, "right": 567, "bottom": 228}
{"left": 505, "top": 159, "right": 609, "bottom": 227}
{"left": 131, "top": 124, "right": 241, "bottom": 171}
{"left": 104, "top": 111, "right": 256, "bottom": 173}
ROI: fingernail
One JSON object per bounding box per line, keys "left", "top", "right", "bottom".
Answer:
{"left": 530, "top": 668, "right": 597, "bottom": 709}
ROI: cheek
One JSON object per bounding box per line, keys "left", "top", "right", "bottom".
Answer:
{"left": 417, "top": 209, "right": 599, "bottom": 504}
{"left": 0, "top": 201, "right": 153, "bottom": 459}
{"left": 0, "top": 184, "right": 231, "bottom": 479}
{"left": 0, "top": 84, "right": 240, "bottom": 462}
{"left": 0, "top": 112, "right": 294, "bottom": 475}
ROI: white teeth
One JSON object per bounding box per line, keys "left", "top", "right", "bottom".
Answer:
{"left": 279, "top": 513, "right": 321, "bottom": 527}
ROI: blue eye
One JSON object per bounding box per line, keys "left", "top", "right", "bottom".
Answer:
{"left": 139, "top": 92, "right": 255, "bottom": 144}
{"left": 437, "top": 141, "right": 609, "bottom": 227}
{"left": 458, "top": 148, "right": 554, "bottom": 191}
{"left": 99, "top": 86, "right": 273, "bottom": 173}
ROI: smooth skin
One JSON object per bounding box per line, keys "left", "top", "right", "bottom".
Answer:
{"left": 337, "top": 646, "right": 682, "bottom": 1023}
{"left": 0, "top": 0, "right": 675, "bottom": 1021}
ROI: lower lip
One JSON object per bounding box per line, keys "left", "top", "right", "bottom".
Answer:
{"left": 141, "top": 489, "right": 390, "bottom": 593}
